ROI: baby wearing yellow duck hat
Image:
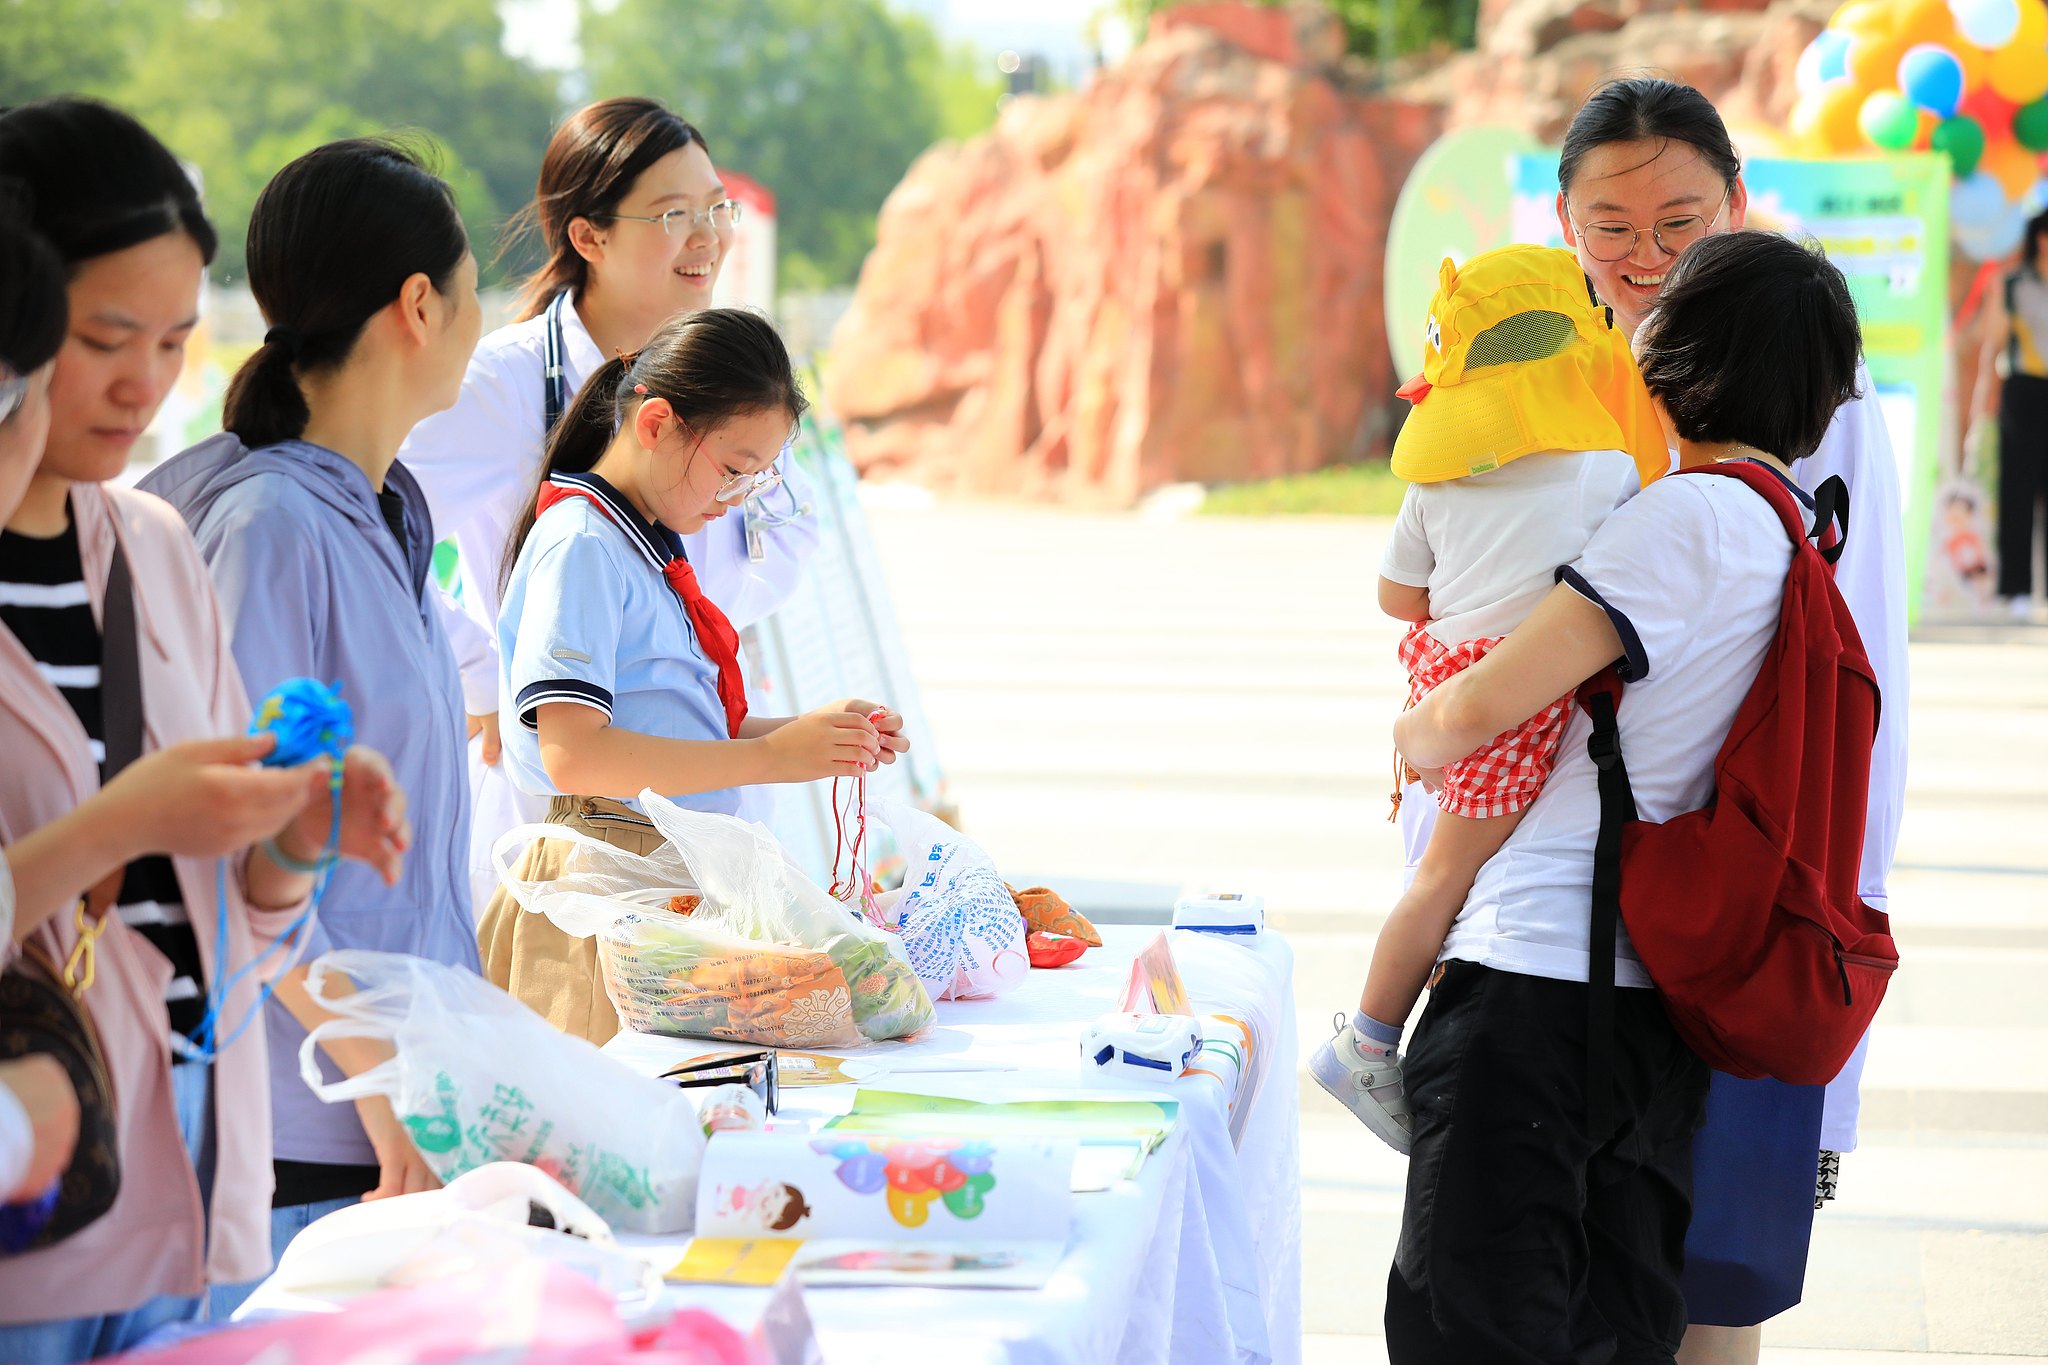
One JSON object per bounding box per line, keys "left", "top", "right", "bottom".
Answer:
{"left": 1309, "top": 244, "right": 1669, "bottom": 1155}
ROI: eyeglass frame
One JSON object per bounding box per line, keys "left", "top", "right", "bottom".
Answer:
{"left": 1565, "top": 187, "right": 1733, "bottom": 264}
{"left": 674, "top": 415, "right": 788, "bottom": 505}
{"left": 594, "top": 199, "right": 743, "bottom": 238}
{"left": 0, "top": 364, "right": 26, "bottom": 427}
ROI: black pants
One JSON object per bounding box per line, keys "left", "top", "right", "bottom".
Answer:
{"left": 1997, "top": 373, "right": 2048, "bottom": 598}
{"left": 1384, "top": 962, "right": 1711, "bottom": 1365}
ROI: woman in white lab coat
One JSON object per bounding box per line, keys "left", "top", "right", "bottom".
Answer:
{"left": 397, "top": 97, "right": 819, "bottom": 917}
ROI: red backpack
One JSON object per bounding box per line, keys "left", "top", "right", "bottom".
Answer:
{"left": 1580, "top": 459, "right": 1898, "bottom": 1132}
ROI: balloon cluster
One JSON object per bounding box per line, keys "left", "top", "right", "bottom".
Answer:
{"left": 812, "top": 1137, "right": 997, "bottom": 1227}
{"left": 1791, "top": 0, "right": 2048, "bottom": 256}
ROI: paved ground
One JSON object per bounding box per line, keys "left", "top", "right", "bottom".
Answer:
{"left": 870, "top": 499, "right": 2048, "bottom": 1361}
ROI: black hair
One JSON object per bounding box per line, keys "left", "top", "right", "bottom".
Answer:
{"left": 1559, "top": 78, "right": 1742, "bottom": 199}
{"left": 221, "top": 137, "right": 468, "bottom": 450}
{"left": 0, "top": 97, "right": 217, "bottom": 269}
{"left": 502, "top": 307, "right": 807, "bottom": 589}
{"left": 2025, "top": 208, "right": 2048, "bottom": 274}
{"left": 0, "top": 196, "right": 68, "bottom": 377}
{"left": 504, "top": 97, "right": 708, "bottom": 322}
{"left": 1635, "top": 232, "right": 1862, "bottom": 463}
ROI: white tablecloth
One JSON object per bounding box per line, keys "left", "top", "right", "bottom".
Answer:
{"left": 602, "top": 925, "right": 1303, "bottom": 1365}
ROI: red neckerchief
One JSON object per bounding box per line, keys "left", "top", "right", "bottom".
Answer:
{"left": 535, "top": 477, "right": 748, "bottom": 738}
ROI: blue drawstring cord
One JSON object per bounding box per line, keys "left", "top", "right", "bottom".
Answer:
{"left": 178, "top": 679, "right": 353, "bottom": 1064}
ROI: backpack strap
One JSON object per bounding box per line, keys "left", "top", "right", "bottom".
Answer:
{"left": 1811, "top": 475, "right": 1850, "bottom": 567}
{"left": 1582, "top": 667, "right": 1635, "bottom": 1143}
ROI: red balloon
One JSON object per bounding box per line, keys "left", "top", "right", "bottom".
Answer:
{"left": 1961, "top": 85, "right": 2021, "bottom": 134}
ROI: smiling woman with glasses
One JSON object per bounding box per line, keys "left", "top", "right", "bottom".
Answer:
{"left": 1566, "top": 187, "right": 1732, "bottom": 264}
{"left": 481, "top": 306, "right": 910, "bottom": 1045}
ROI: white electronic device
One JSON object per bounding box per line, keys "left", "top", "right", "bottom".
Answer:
{"left": 1080, "top": 1012, "right": 1203, "bottom": 1075}
{"left": 1171, "top": 890, "right": 1266, "bottom": 937}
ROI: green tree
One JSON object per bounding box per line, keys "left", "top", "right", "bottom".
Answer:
{"left": 0, "top": 0, "right": 148, "bottom": 105}
{"left": 1112, "top": 0, "right": 1480, "bottom": 63}
{"left": 116, "top": 0, "right": 558, "bottom": 282}
{"left": 580, "top": 0, "right": 1002, "bottom": 290}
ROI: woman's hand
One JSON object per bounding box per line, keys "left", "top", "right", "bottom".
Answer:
{"left": 102, "top": 734, "right": 321, "bottom": 860}
{"left": 467, "top": 712, "right": 501, "bottom": 767}
{"left": 275, "top": 746, "right": 411, "bottom": 886}
{"left": 837, "top": 699, "right": 909, "bottom": 767}
{"left": 354, "top": 1094, "right": 441, "bottom": 1201}
{"left": 762, "top": 706, "right": 881, "bottom": 782}
{"left": 0, "top": 1056, "right": 79, "bottom": 1201}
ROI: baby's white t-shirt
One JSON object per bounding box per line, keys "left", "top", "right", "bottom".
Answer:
{"left": 1380, "top": 449, "right": 1642, "bottom": 646}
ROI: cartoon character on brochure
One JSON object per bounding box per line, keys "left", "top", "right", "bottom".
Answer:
{"left": 713, "top": 1179, "right": 814, "bottom": 1233}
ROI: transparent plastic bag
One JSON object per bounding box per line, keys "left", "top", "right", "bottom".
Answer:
{"left": 875, "top": 800, "right": 1029, "bottom": 1001}
{"left": 491, "top": 823, "right": 864, "bottom": 1049}
{"left": 637, "top": 792, "right": 935, "bottom": 1042}
{"left": 297, "top": 950, "right": 704, "bottom": 1233}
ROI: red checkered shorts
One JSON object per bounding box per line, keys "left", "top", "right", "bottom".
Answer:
{"left": 1397, "top": 621, "right": 1574, "bottom": 819}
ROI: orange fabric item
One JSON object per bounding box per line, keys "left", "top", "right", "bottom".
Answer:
{"left": 1025, "top": 930, "right": 1088, "bottom": 969}
{"left": 1008, "top": 884, "right": 1101, "bottom": 946}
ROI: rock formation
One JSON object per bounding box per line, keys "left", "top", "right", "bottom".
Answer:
{"left": 827, "top": 0, "right": 1831, "bottom": 503}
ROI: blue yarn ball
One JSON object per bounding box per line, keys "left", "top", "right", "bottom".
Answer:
{"left": 248, "top": 678, "right": 352, "bottom": 769}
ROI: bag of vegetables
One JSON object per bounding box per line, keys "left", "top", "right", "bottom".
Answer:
{"left": 492, "top": 806, "right": 932, "bottom": 1047}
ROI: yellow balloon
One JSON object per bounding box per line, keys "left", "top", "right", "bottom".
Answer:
{"left": 1849, "top": 31, "right": 1912, "bottom": 87}
{"left": 2017, "top": 0, "right": 2048, "bottom": 45}
{"left": 1954, "top": 38, "right": 1991, "bottom": 94}
{"left": 1833, "top": 0, "right": 1897, "bottom": 34}
{"left": 1982, "top": 133, "right": 2043, "bottom": 195}
{"left": 1991, "top": 42, "right": 2048, "bottom": 103}
{"left": 1814, "top": 79, "right": 1874, "bottom": 150}
{"left": 1896, "top": 0, "right": 1957, "bottom": 45}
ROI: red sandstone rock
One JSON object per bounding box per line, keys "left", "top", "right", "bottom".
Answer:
{"left": 827, "top": 9, "right": 1440, "bottom": 504}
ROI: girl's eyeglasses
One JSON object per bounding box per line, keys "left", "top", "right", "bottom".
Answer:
{"left": 675, "top": 416, "right": 788, "bottom": 505}
{"left": 597, "top": 200, "right": 742, "bottom": 237}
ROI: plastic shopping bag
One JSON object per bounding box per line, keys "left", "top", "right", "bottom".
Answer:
{"left": 639, "top": 792, "right": 935, "bottom": 1042}
{"left": 492, "top": 822, "right": 867, "bottom": 1049}
{"left": 873, "top": 800, "right": 1029, "bottom": 1001}
{"left": 298, "top": 950, "right": 704, "bottom": 1233}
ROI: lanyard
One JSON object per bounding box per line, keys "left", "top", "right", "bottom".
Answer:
{"left": 543, "top": 293, "right": 569, "bottom": 437}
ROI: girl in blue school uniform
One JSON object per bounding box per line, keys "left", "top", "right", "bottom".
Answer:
{"left": 481, "top": 307, "right": 907, "bottom": 1044}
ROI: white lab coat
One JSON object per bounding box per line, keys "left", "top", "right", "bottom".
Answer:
{"left": 1395, "top": 367, "right": 1909, "bottom": 1151}
{"left": 398, "top": 294, "right": 821, "bottom": 918}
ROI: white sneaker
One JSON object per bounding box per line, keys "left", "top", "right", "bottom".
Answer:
{"left": 1308, "top": 1013, "right": 1414, "bottom": 1155}
{"left": 2010, "top": 596, "right": 2035, "bottom": 623}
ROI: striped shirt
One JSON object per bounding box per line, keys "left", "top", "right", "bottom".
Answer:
{"left": 0, "top": 518, "right": 205, "bottom": 1035}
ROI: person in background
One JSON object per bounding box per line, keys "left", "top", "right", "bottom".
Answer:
{"left": 484, "top": 307, "right": 901, "bottom": 1045}
{"left": 141, "top": 136, "right": 484, "bottom": 1314}
{"left": 0, "top": 99, "right": 406, "bottom": 1362}
{"left": 1969, "top": 206, "right": 2048, "bottom": 620}
{"left": 398, "top": 97, "right": 819, "bottom": 919}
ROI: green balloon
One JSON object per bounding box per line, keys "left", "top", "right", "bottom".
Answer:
{"left": 1934, "top": 114, "right": 1989, "bottom": 176}
{"left": 2016, "top": 99, "right": 2048, "bottom": 152}
{"left": 1860, "top": 91, "right": 1922, "bottom": 151}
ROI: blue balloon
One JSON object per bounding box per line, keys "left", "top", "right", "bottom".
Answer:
{"left": 1954, "top": 170, "right": 2011, "bottom": 231}
{"left": 1900, "top": 44, "right": 1966, "bottom": 119}
{"left": 1816, "top": 29, "right": 1851, "bottom": 83}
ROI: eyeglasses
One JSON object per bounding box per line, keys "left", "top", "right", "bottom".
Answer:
{"left": 0, "top": 365, "right": 25, "bottom": 426}
{"left": 1568, "top": 189, "right": 1731, "bottom": 263}
{"left": 598, "top": 199, "right": 742, "bottom": 237}
{"left": 676, "top": 416, "right": 788, "bottom": 505}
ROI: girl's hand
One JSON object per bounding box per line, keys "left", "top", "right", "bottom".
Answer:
{"left": 837, "top": 699, "right": 909, "bottom": 767}
{"left": 276, "top": 746, "right": 411, "bottom": 886}
{"left": 763, "top": 707, "right": 880, "bottom": 782}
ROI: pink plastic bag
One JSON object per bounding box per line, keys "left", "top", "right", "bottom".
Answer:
{"left": 108, "top": 1262, "right": 753, "bottom": 1365}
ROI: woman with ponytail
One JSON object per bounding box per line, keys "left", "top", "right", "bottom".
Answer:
{"left": 0, "top": 102, "right": 408, "bottom": 1362}
{"left": 397, "top": 97, "right": 821, "bottom": 921}
{"left": 141, "top": 137, "right": 484, "bottom": 1308}
{"left": 483, "top": 307, "right": 902, "bottom": 1045}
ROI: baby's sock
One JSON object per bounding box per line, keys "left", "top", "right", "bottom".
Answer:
{"left": 1349, "top": 1009, "right": 1403, "bottom": 1059}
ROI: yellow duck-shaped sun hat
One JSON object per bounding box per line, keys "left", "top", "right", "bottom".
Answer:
{"left": 1390, "top": 243, "right": 1670, "bottom": 489}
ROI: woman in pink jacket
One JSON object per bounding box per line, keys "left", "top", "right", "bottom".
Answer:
{"left": 0, "top": 101, "right": 407, "bottom": 1362}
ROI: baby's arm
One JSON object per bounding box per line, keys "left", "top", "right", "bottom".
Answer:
{"left": 1378, "top": 576, "right": 1431, "bottom": 623}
